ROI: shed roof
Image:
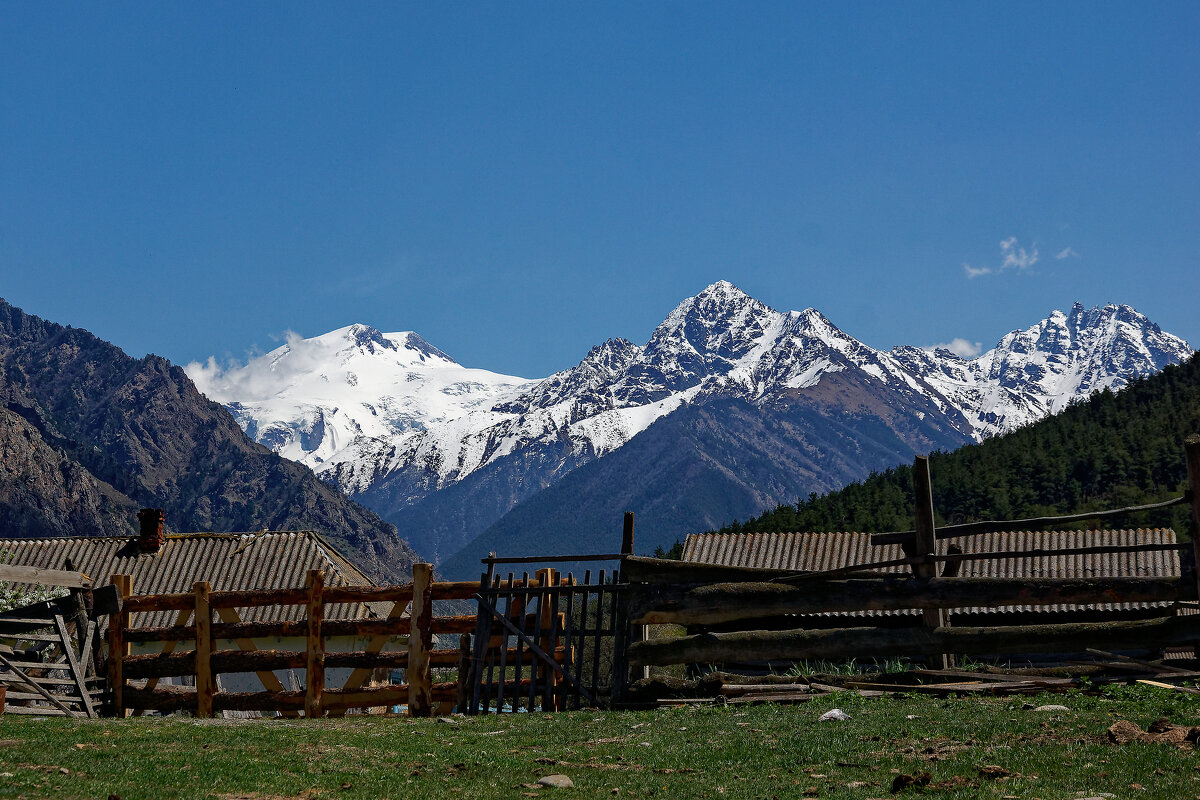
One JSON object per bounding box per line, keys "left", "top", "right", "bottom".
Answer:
{"left": 682, "top": 529, "right": 1182, "bottom": 617}
{"left": 0, "top": 531, "right": 385, "bottom": 626}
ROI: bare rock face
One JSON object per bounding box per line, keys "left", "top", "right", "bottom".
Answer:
{"left": 0, "top": 298, "right": 418, "bottom": 583}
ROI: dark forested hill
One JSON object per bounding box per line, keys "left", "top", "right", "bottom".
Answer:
{"left": 714, "top": 353, "right": 1200, "bottom": 539}
{"left": 0, "top": 299, "right": 418, "bottom": 582}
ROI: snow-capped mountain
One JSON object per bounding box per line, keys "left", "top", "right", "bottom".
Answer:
{"left": 189, "top": 324, "right": 536, "bottom": 477}
{"left": 189, "top": 282, "right": 1191, "bottom": 564}
{"left": 891, "top": 302, "right": 1189, "bottom": 438}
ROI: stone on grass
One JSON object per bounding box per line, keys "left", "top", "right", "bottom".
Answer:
{"left": 1034, "top": 704, "right": 1069, "bottom": 712}
{"left": 538, "top": 774, "right": 575, "bottom": 789}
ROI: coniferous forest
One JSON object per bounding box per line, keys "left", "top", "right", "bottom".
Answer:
{"left": 712, "top": 353, "right": 1200, "bottom": 540}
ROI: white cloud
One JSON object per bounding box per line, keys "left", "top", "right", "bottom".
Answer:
{"left": 184, "top": 330, "right": 308, "bottom": 402}
{"left": 963, "top": 263, "right": 992, "bottom": 278}
{"left": 1055, "top": 246, "right": 1079, "bottom": 260}
{"left": 962, "top": 237, "right": 1038, "bottom": 279}
{"left": 927, "top": 338, "right": 983, "bottom": 358}
{"left": 999, "top": 237, "right": 1038, "bottom": 271}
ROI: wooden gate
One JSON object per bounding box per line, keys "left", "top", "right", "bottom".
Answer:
{"left": 0, "top": 589, "right": 104, "bottom": 718}
{"left": 467, "top": 560, "right": 630, "bottom": 713}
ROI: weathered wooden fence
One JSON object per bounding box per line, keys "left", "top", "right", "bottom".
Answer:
{"left": 0, "top": 566, "right": 104, "bottom": 718}
{"left": 108, "top": 564, "right": 480, "bottom": 717}
{"left": 624, "top": 437, "right": 1200, "bottom": 673}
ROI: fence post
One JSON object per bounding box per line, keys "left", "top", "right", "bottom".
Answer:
{"left": 305, "top": 569, "right": 325, "bottom": 718}
{"left": 911, "top": 456, "right": 950, "bottom": 668}
{"left": 407, "top": 563, "right": 433, "bottom": 717}
{"left": 455, "top": 634, "right": 472, "bottom": 712}
{"left": 108, "top": 574, "right": 132, "bottom": 718}
{"left": 1185, "top": 436, "right": 1200, "bottom": 602}
{"left": 194, "top": 581, "right": 214, "bottom": 718}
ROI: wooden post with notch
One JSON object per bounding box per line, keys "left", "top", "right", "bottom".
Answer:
{"left": 304, "top": 569, "right": 325, "bottom": 718}
{"left": 194, "top": 581, "right": 214, "bottom": 718}
{"left": 1185, "top": 435, "right": 1200, "bottom": 602}
{"left": 108, "top": 574, "right": 132, "bottom": 718}
{"left": 910, "top": 456, "right": 950, "bottom": 669}
{"left": 407, "top": 563, "right": 433, "bottom": 717}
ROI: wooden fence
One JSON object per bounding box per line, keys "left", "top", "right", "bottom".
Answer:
{"left": 109, "top": 564, "right": 481, "bottom": 718}
{"left": 624, "top": 437, "right": 1200, "bottom": 673}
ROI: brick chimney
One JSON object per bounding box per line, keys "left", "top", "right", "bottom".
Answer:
{"left": 136, "top": 508, "right": 165, "bottom": 553}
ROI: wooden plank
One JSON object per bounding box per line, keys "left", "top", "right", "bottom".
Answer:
{"left": 194, "top": 581, "right": 214, "bottom": 718}
{"left": 407, "top": 563, "right": 433, "bottom": 717}
{"left": 209, "top": 588, "right": 308, "bottom": 610}
{"left": 1185, "top": 435, "right": 1200, "bottom": 603}
{"left": 0, "top": 651, "right": 77, "bottom": 717}
{"left": 911, "top": 455, "right": 949, "bottom": 668}
{"left": 109, "top": 574, "right": 132, "bottom": 718}
{"left": 629, "top": 576, "right": 1190, "bottom": 625}
{"left": 1137, "top": 679, "right": 1200, "bottom": 696}
{"left": 121, "top": 593, "right": 193, "bottom": 614}
{"left": 0, "top": 564, "right": 90, "bottom": 588}
{"left": 621, "top": 555, "right": 805, "bottom": 585}
{"left": 53, "top": 614, "right": 95, "bottom": 718}
{"left": 628, "top": 615, "right": 1200, "bottom": 667}
{"left": 871, "top": 494, "right": 1191, "bottom": 546}
{"left": 304, "top": 569, "right": 326, "bottom": 718}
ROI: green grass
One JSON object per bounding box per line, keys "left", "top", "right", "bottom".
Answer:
{"left": 0, "top": 685, "right": 1196, "bottom": 799}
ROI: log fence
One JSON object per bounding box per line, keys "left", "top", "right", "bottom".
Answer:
{"left": 623, "top": 437, "right": 1200, "bottom": 675}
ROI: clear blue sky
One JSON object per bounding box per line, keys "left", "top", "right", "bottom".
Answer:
{"left": 3, "top": 3, "right": 1197, "bottom": 377}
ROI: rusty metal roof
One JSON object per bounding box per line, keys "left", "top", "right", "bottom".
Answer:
{"left": 682, "top": 529, "right": 1182, "bottom": 617}
{"left": 0, "top": 532, "right": 386, "bottom": 626}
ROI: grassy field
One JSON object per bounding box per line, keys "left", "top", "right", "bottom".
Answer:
{"left": 0, "top": 685, "right": 1195, "bottom": 799}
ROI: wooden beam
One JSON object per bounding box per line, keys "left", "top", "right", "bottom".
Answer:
{"left": 108, "top": 574, "right": 132, "bottom": 718}
{"left": 304, "top": 569, "right": 325, "bottom": 718}
{"left": 407, "top": 563, "right": 433, "bottom": 717}
{"left": 621, "top": 512, "right": 635, "bottom": 555}
{"left": 193, "top": 581, "right": 214, "bottom": 718}
{"left": 629, "top": 576, "right": 1193, "bottom": 625}
{"left": 628, "top": 615, "right": 1200, "bottom": 667}
{"left": 53, "top": 614, "right": 95, "bottom": 718}
{"left": 1185, "top": 435, "right": 1200, "bottom": 602}
{"left": 911, "top": 455, "right": 949, "bottom": 668}
{"left": 621, "top": 555, "right": 806, "bottom": 585}
{"left": 0, "top": 564, "right": 91, "bottom": 588}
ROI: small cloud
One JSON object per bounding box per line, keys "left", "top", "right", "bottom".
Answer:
{"left": 963, "top": 263, "right": 992, "bottom": 279}
{"left": 962, "top": 237, "right": 1038, "bottom": 279}
{"left": 999, "top": 237, "right": 1038, "bottom": 271}
{"left": 1055, "top": 247, "right": 1079, "bottom": 260}
{"left": 928, "top": 338, "right": 983, "bottom": 358}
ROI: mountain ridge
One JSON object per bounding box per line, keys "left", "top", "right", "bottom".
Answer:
{"left": 190, "top": 282, "right": 1191, "bottom": 566}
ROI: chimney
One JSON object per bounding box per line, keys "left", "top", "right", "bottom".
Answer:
{"left": 137, "top": 508, "right": 165, "bottom": 553}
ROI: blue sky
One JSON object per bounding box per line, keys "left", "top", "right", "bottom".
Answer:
{"left": 2, "top": 3, "right": 1197, "bottom": 377}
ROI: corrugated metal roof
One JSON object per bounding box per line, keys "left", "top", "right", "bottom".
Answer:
{"left": 0, "top": 532, "right": 385, "bottom": 626}
{"left": 682, "top": 529, "right": 1182, "bottom": 617}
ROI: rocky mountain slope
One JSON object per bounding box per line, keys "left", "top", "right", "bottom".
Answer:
{"left": 0, "top": 299, "right": 418, "bottom": 583}
{"left": 192, "top": 282, "right": 1191, "bottom": 568}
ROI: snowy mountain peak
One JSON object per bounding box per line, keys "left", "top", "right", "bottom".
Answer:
{"left": 197, "top": 286, "right": 1191, "bottom": 543}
